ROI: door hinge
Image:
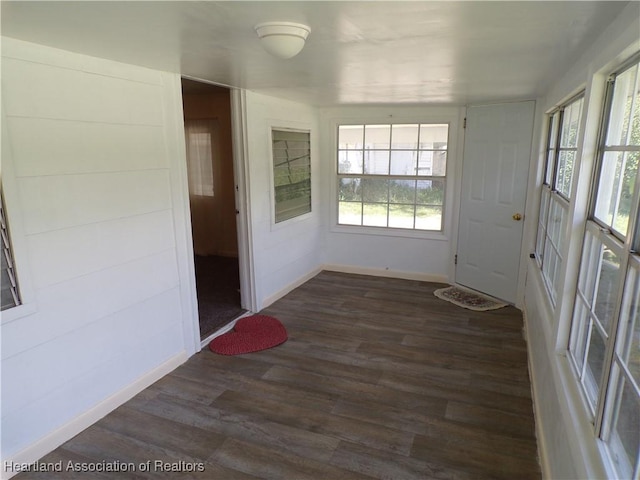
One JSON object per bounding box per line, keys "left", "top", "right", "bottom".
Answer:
{"left": 463, "top": 118, "right": 467, "bottom": 129}
{"left": 454, "top": 254, "right": 458, "bottom": 265}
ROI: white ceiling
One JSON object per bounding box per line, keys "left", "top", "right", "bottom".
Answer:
{"left": 1, "top": 1, "right": 630, "bottom": 106}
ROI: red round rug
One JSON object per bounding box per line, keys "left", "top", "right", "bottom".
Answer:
{"left": 209, "top": 315, "right": 288, "bottom": 355}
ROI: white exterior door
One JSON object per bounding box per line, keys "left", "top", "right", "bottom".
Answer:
{"left": 456, "top": 101, "right": 534, "bottom": 303}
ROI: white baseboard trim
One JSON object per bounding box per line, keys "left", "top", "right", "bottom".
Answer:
{"left": 2, "top": 351, "right": 188, "bottom": 480}
{"left": 261, "top": 266, "right": 323, "bottom": 310}
{"left": 522, "top": 308, "right": 551, "bottom": 480}
{"left": 322, "top": 264, "right": 448, "bottom": 284}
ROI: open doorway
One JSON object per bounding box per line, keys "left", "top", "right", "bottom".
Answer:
{"left": 181, "top": 78, "right": 246, "bottom": 339}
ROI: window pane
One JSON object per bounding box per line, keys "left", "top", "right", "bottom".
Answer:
{"left": 339, "top": 202, "right": 362, "bottom": 225}
{"left": 536, "top": 189, "right": 551, "bottom": 260}
{"left": 618, "top": 262, "right": 640, "bottom": 386}
{"left": 604, "top": 371, "right": 639, "bottom": 479}
{"left": 560, "top": 98, "right": 584, "bottom": 148}
{"left": 415, "top": 206, "right": 442, "bottom": 230}
{"left": 417, "top": 150, "right": 447, "bottom": 176}
{"left": 548, "top": 112, "right": 560, "bottom": 149}
{"left": 338, "top": 150, "right": 364, "bottom": 174}
{"left": 594, "top": 246, "right": 621, "bottom": 334}
{"left": 419, "top": 124, "right": 448, "bottom": 149}
{"left": 364, "top": 125, "right": 391, "bottom": 149}
{"left": 545, "top": 150, "right": 556, "bottom": 186}
{"left": 555, "top": 150, "right": 576, "bottom": 197}
{"left": 548, "top": 196, "right": 567, "bottom": 251}
{"left": 363, "top": 203, "right": 388, "bottom": 227}
{"left": 594, "top": 151, "right": 636, "bottom": 236}
{"left": 605, "top": 64, "right": 640, "bottom": 147}
{"left": 578, "top": 230, "right": 601, "bottom": 304}
{"left": 389, "top": 204, "right": 415, "bottom": 229}
{"left": 389, "top": 179, "right": 416, "bottom": 204}
{"left": 585, "top": 326, "right": 607, "bottom": 408}
{"left": 338, "top": 125, "right": 364, "bottom": 149}
{"left": 338, "top": 177, "right": 362, "bottom": 202}
{"left": 391, "top": 124, "right": 419, "bottom": 149}
{"left": 364, "top": 150, "right": 390, "bottom": 174}
{"left": 569, "top": 299, "right": 590, "bottom": 373}
{"left": 272, "top": 129, "right": 311, "bottom": 223}
{"left": 390, "top": 150, "right": 417, "bottom": 175}
{"left": 362, "top": 178, "right": 389, "bottom": 203}
{"left": 416, "top": 179, "right": 444, "bottom": 206}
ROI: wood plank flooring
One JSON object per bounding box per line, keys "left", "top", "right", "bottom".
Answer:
{"left": 15, "top": 272, "right": 540, "bottom": 479}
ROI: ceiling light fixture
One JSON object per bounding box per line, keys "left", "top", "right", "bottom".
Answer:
{"left": 254, "top": 21, "right": 311, "bottom": 59}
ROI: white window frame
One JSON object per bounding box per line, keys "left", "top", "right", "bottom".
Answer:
{"left": 536, "top": 94, "right": 585, "bottom": 306}
{"left": 332, "top": 121, "right": 450, "bottom": 235}
{"left": 270, "top": 127, "right": 312, "bottom": 225}
{"left": 567, "top": 54, "right": 640, "bottom": 480}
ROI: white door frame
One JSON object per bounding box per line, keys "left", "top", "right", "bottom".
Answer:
{"left": 230, "top": 89, "right": 257, "bottom": 314}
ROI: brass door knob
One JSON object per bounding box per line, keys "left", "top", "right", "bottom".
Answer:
{"left": 513, "top": 213, "right": 523, "bottom": 221}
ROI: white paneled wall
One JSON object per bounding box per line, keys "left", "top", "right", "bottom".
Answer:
{"left": 242, "top": 91, "right": 323, "bottom": 310}
{"left": 0, "top": 38, "right": 197, "bottom": 465}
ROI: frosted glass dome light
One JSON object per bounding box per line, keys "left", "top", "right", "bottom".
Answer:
{"left": 254, "top": 22, "right": 311, "bottom": 59}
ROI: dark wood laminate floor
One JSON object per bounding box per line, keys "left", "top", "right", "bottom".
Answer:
{"left": 17, "top": 272, "right": 540, "bottom": 479}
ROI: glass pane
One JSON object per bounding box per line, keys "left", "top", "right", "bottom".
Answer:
{"left": 548, "top": 196, "right": 567, "bottom": 252}
{"left": 389, "top": 179, "right": 416, "bottom": 204}
{"left": 618, "top": 262, "right": 640, "bottom": 386}
{"left": 585, "top": 325, "right": 607, "bottom": 408}
{"left": 415, "top": 206, "right": 442, "bottom": 230}
{"left": 364, "top": 125, "right": 391, "bottom": 149}
{"left": 338, "top": 150, "right": 363, "bottom": 174}
{"left": 569, "top": 300, "right": 590, "bottom": 373}
{"left": 417, "top": 150, "right": 446, "bottom": 176}
{"left": 606, "top": 64, "right": 640, "bottom": 147}
{"left": 542, "top": 240, "right": 559, "bottom": 304}
{"left": 560, "top": 97, "right": 584, "bottom": 148}
{"left": 363, "top": 150, "right": 390, "bottom": 174}
{"left": 419, "top": 124, "right": 448, "bottom": 149}
{"left": 338, "top": 201, "right": 362, "bottom": 225}
{"left": 536, "top": 189, "right": 550, "bottom": 259}
{"left": 578, "top": 230, "right": 601, "bottom": 304}
{"left": 338, "top": 125, "right": 364, "bottom": 149}
{"left": 545, "top": 149, "right": 556, "bottom": 186}
{"left": 338, "top": 177, "right": 362, "bottom": 202}
{"left": 389, "top": 204, "right": 415, "bottom": 229}
{"left": 390, "top": 150, "right": 417, "bottom": 175}
{"left": 594, "top": 246, "right": 622, "bottom": 334}
{"left": 604, "top": 371, "right": 639, "bottom": 479}
{"left": 362, "top": 178, "right": 389, "bottom": 203}
{"left": 548, "top": 111, "right": 560, "bottom": 149}
{"left": 555, "top": 150, "right": 576, "bottom": 197}
{"left": 595, "top": 150, "right": 637, "bottom": 236}
{"left": 363, "top": 203, "right": 388, "bottom": 227}
{"left": 391, "top": 124, "right": 419, "bottom": 149}
{"left": 416, "top": 179, "right": 444, "bottom": 205}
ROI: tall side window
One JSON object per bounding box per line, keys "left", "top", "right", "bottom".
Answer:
{"left": 535, "top": 95, "right": 585, "bottom": 305}
{"left": 272, "top": 129, "right": 311, "bottom": 223}
{"left": 1, "top": 190, "right": 21, "bottom": 311}
{"left": 568, "top": 56, "right": 640, "bottom": 479}
{"left": 337, "top": 123, "right": 448, "bottom": 231}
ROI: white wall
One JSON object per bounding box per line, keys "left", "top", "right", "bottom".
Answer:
{"left": 242, "top": 91, "right": 323, "bottom": 310}
{"left": 0, "top": 38, "right": 198, "bottom": 470}
{"left": 320, "top": 106, "right": 463, "bottom": 283}
{"left": 522, "top": 2, "right": 640, "bottom": 478}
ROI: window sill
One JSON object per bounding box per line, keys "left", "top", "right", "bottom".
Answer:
{"left": 330, "top": 223, "right": 449, "bottom": 241}
{"left": 1, "top": 302, "right": 37, "bottom": 325}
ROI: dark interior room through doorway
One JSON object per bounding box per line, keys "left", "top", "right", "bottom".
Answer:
{"left": 181, "top": 78, "right": 246, "bottom": 339}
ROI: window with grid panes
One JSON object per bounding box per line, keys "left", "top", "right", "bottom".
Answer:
{"left": 337, "top": 124, "right": 448, "bottom": 231}
{"left": 535, "top": 96, "right": 584, "bottom": 305}
{"left": 567, "top": 56, "right": 640, "bottom": 479}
